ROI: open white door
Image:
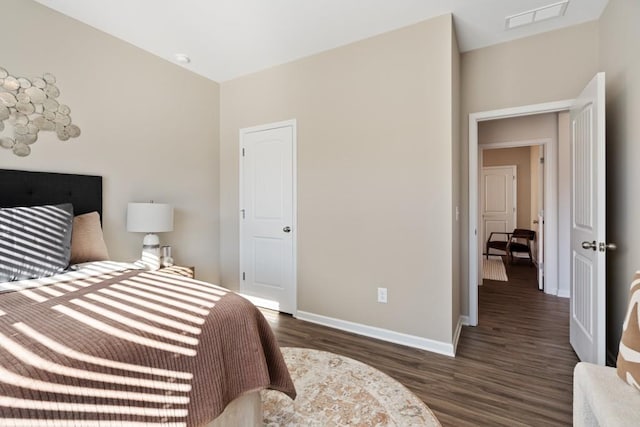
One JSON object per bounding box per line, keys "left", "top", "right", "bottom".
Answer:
{"left": 569, "top": 73, "right": 610, "bottom": 365}
{"left": 240, "top": 121, "right": 296, "bottom": 315}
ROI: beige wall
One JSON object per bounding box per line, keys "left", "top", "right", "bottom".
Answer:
{"left": 598, "top": 0, "right": 640, "bottom": 360}
{"left": 460, "top": 22, "right": 599, "bottom": 313}
{"left": 451, "top": 26, "right": 461, "bottom": 338}
{"left": 220, "top": 15, "right": 457, "bottom": 343}
{"left": 482, "top": 147, "right": 532, "bottom": 229}
{"left": 530, "top": 144, "right": 542, "bottom": 263}
{"left": 530, "top": 145, "right": 541, "bottom": 231}
{"left": 1, "top": 0, "right": 221, "bottom": 282}
{"left": 478, "top": 113, "right": 558, "bottom": 145}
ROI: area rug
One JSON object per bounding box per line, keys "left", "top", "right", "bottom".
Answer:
{"left": 262, "top": 347, "right": 441, "bottom": 426}
{"left": 483, "top": 255, "right": 508, "bottom": 282}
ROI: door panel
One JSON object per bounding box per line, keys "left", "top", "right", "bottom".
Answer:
{"left": 482, "top": 166, "right": 516, "bottom": 256}
{"left": 570, "top": 73, "right": 606, "bottom": 365}
{"left": 253, "top": 237, "right": 284, "bottom": 287}
{"left": 573, "top": 253, "right": 593, "bottom": 337}
{"left": 240, "top": 123, "right": 296, "bottom": 314}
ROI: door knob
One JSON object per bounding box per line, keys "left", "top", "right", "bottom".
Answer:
{"left": 283, "top": 226, "right": 291, "bottom": 233}
{"left": 581, "top": 241, "right": 597, "bottom": 250}
{"left": 599, "top": 242, "right": 617, "bottom": 252}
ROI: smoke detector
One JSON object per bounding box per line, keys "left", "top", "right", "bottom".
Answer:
{"left": 174, "top": 54, "right": 191, "bottom": 64}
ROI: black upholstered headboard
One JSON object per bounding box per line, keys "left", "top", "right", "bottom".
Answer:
{"left": 0, "top": 169, "right": 102, "bottom": 218}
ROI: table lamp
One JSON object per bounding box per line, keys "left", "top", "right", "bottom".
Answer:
{"left": 127, "top": 202, "right": 173, "bottom": 270}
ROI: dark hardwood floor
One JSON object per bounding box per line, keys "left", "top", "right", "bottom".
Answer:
{"left": 262, "top": 258, "right": 578, "bottom": 426}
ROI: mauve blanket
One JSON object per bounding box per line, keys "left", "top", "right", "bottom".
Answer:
{"left": 0, "top": 266, "right": 295, "bottom": 426}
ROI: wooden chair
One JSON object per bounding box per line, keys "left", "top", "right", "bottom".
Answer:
{"left": 486, "top": 228, "right": 536, "bottom": 265}
{"left": 506, "top": 228, "right": 536, "bottom": 265}
{"left": 486, "top": 231, "right": 512, "bottom": 259}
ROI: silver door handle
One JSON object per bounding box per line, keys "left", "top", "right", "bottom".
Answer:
{"left": 599, "top": 242, "right": 617, "bottom": 252}
{"left": 581, "top": 241, "right": 597, "bottom": 250}
{"left": 283, "top": 226, "right": 291, "bottom": 233}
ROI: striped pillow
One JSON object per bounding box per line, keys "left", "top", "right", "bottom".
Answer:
{"left": 0, "top": 204, "right": 74, "bottom": 282}
{"left": 617, "top": 272, "right": 640, "bottom": 390}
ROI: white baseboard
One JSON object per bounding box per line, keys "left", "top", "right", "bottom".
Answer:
{"left": 544, "top": 286, "right": 559, "bottom": 297}
{"left": 557, "top": 289, "right": 570, "bottom": 298}
{"left": 460, "top": 315, "right": 470, "bottom": 326}
{"left": 295, "top": 311, "right": 456, "bottom": 357}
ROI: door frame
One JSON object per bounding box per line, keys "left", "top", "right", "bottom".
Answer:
{"left": 534, "top": 144, "right": 545, "bottom": 287}
{"left": 238, "top": 119, "right": 298, "bottom": 315}
{"left": 480, "top": 164, "right": 517, "bottom": 260}
{"left": 468, "top": 100, "right": 571, "bottom": 326}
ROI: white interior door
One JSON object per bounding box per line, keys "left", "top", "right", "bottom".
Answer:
{"left": 482, "top": 165, "right": 517, "bottom": 256}
{"left": 570, "top": 73, "right": 608, "bottom": 365}
{"left": 240, "top": 121, "right": 296, "bottom": 314}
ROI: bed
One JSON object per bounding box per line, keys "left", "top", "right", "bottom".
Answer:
{"left": 0, "top": 169, "right": 295, "bottom": 426}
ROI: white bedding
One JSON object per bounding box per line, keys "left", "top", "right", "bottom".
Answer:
{"left": 0, "top": 260, "right": 144, "bottom": 293}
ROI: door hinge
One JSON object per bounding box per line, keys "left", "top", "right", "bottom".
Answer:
{"left": 540, "top": 157, "right": 545, "bottom": 164}
{"left": 242, "top": 272, "right": 245, "bottom": 281}
{"left": 240, "top": 209, "right": 245, "bottom": 219}
{"left": 242, "top": 147, "right": 245, "bottom": 157}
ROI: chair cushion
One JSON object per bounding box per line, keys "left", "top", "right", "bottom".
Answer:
{"left": 617, "top": 272, "right": 640, "bottom": 390}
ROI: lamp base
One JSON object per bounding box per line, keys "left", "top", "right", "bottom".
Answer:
{"left": 141, "top": 233, "right": 161, "bottom": 270}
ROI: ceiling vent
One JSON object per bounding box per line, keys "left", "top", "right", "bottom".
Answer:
{"left": 505, "top": 1, "right": 569, "bottom": 29}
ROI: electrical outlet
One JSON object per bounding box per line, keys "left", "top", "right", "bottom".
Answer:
{"left": 377, "top": 287, "right": 388, "bottom": 303}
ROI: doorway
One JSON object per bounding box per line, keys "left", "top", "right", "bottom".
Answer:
{"left": 468, "top": 100, "right": 571, "bottom": 326}
{"left": 480, "top": 142, "right": 546, "bottom": 289}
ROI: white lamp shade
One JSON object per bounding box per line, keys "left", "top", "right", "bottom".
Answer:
{"left": 127, "top": 203, "right": 174, "bottom": 233}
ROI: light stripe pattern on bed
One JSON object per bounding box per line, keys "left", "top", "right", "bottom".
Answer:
{"left": 0, "top": 264, "right": 295, "bottom": 425}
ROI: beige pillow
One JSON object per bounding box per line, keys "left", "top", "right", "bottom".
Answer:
{"left": 617, "top": 271, "right": 640, "bottom": 390}
{"left": 70, "top": 211, "right": 110, "bottom": 264}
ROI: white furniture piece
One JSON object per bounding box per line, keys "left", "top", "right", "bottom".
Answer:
{"left": 574, "top": 362, "right": 640, "bottom": 426}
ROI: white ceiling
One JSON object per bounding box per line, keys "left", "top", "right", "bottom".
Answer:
{"left": 34, "top": 0, "right": 608, "bottom": 82}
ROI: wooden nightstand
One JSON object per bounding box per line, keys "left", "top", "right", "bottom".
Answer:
{"left": 158, "top": 265, "right": 195, "bottom": 279}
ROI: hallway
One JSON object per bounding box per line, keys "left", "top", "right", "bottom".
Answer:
{"left": 461, "top": 258, "right": 579, "bottom": 424}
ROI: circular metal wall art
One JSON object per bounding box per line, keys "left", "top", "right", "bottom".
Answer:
{"left": 0, "top": 66, "right": 80, "bottom": 157}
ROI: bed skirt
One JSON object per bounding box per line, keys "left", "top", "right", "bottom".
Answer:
{"left": 206, "top": 391, "right": 262, "bottom": 427}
